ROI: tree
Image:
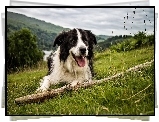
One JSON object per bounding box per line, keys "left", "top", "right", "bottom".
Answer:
{"left": 134, "top": 31, "right": 147, "bottom": 48}
{"left": 7, "top": 28, "right": 43, "bottom": 72}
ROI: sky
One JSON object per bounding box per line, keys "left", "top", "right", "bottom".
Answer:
{"left": 7, "top": 6, "right": 154, "bottom": 36}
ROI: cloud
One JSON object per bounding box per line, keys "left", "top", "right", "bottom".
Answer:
{"left": 7, "top": 7, "right": 154, "bottom": 36}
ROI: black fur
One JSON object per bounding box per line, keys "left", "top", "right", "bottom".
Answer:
{"left": 53, "top": 29, "right": 78, "bottom": 62}
{"left": 53, "top": 31, "right": 68, "bottom": 47}
{"left": 47, "top": 52, "right": 55, "bottom": 75}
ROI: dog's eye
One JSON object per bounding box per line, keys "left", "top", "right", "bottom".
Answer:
{"left": 70, "top": 39, "right": 76, "bottom": 44}
{"left": 70, "top": 39, "right": 74, "bottom": 42}
{"left": 83, "top": 40, "right": 88, "bottom": 45}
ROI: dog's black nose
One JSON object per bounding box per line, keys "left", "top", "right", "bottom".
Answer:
{"left": 79, "top": 47, "right": 86, "bottom": 55}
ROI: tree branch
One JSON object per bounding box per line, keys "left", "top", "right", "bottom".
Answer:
{"left": 15, "top": 60, "right": 154, "bottom": 104}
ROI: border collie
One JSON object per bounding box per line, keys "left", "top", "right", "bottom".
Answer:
{"left": 36, "top": 28, "right": 97, "bottom": 92}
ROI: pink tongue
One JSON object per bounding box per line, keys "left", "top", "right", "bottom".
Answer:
{"left": 75, "top": 57, "right": 86, "bottom": 67}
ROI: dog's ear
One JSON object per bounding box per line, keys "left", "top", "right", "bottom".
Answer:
{"left": 53, "top": 31, "right": 67, "bottom": 47}
{"left": 85, "top": 30, "right": 97, "bottom": 45}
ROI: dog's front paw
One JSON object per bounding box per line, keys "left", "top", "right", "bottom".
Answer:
{"left": 35, "top": 87, "right": 48, "bottom": 93}
{"left": 67, "top": 81, "right": 80, "bottom": 90}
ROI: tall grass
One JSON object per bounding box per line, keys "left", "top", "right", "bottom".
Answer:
{"left": 94, "top": 46, "right": 154, "bottom": 79}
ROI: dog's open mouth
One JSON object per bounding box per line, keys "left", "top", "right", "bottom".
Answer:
{"left": 72, "top": 53, "right": 86, "bottom": 67}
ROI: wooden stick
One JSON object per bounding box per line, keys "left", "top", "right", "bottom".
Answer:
{"left": 15, "top": 60, "right": 154, "bottom": 104}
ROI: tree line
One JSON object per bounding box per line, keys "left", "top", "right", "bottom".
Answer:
{"left": 95, "top": 34, "right": 132, "bottom": 52}
{"left": 110, "top": 31, "right": 154, "bottom": 52}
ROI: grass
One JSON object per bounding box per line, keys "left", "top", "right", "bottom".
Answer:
{"left": 94, "top": 46, "right": 154, "bottom": 79}
{"left": 7, "top": 46, "right": 154, "bottom": 115}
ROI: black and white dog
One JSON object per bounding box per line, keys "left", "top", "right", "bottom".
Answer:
{"left": 37, "top": 28, "right": 97, "bottom": 92}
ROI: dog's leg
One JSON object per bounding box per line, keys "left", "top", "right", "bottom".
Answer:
{"left": 36, "top": 76, "right": 51, "bottom": 92}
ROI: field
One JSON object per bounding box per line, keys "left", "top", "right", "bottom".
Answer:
{"left": 7, "top": 46, "right": 154, "bottom": 115}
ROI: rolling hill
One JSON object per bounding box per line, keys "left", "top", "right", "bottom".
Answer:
{"left": 7, "top": 11, "right": 70, "bottom": 50}
{"left": 7, "top": 11, "right": 70, "bottom": 34}
{"left": 7, "top": 11, "right": 115, "bottom": 51}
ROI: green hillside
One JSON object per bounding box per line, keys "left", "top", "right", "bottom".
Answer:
{"left": 7, "top": 11, "right": 70, "bottom": 50}
{"left": 95, "top": 35, "right": 130, "bottom": 52}
{"left": 7, "top": 11, "right": 69, "bottom": 34}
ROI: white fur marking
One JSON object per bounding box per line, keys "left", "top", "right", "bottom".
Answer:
{"left": 76, "top": 29, "right": 87, "bottom": 48}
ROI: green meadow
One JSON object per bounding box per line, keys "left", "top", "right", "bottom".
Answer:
{"left": 7, "top": 46, "right": 154, "bottom": 115}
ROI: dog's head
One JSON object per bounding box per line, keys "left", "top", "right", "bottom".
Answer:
{"left": 53, "top": 28, "right": 97, "bottom": 67}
